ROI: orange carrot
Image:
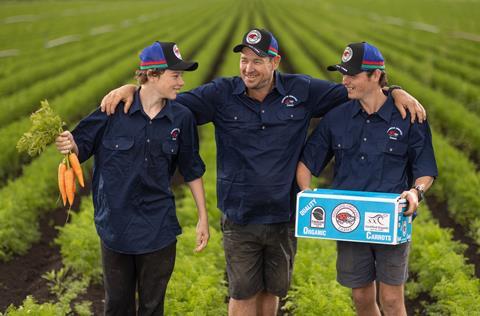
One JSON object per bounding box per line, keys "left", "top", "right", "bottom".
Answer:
{"left": 58, "top": 162, "right": 67, "bottom": 206}
{"left": 65, "top": 168, "right": 75, "bottom": 206}
{"left": 69, "top": 152, "right": 84, "bottom": 188}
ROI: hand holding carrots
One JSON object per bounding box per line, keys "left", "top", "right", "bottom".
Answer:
{"left": 56, "top": 131, "right": 84, "bottom": 207}
{"left": 17, "top": 100, "right": 85, "bottom": 209}
{"left": 55, "top": 131, "right": 78, "bottom": 155}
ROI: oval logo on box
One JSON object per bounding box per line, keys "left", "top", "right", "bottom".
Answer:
{"left": 332, "top": 203, "right": 360, "bottom": 233}
{"left": 310, "top": 206, "right": 325, "bottom": 228}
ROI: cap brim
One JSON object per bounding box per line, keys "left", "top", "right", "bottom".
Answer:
{"left": 327, "top": 64, "right": 361, "bottom": 75}
{"left": 168, "top": 61, "right": 198, "bottom": 71}
{"left": 233, "top": 44, "right": 268, "bottom": 57}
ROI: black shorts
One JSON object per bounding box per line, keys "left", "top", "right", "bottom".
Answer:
{"left": 336, "top": 241, "right": 410, "bottom": 288}
{"left": 221, "top": 215, "right": 297, "bottom": 299}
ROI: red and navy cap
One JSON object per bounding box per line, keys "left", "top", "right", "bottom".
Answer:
{"left": 233, "top": 28, "right": 279, "bottom": 58}
{"left": 327, "top": 42, "right": 385, "bottom": 75}
{"left": 139, "top": 41, "right": 198, "bottom": 71}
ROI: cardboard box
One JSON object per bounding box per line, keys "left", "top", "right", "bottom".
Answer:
{"left": 296, "top": 189, "right": 411, "bottom": 245}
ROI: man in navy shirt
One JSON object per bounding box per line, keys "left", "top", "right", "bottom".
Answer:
{"left": 101, "top": 29, "right": 425, "bottom": 316}
{"left": 296, "top": 42, "right": 437, "bottom": 316}
{"left": 56, "top": 42, "right": 209, "bottom": 315}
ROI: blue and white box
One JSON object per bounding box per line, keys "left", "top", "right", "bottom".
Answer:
{"left": 296, "top": 189, "right": 411, "bottom": 245}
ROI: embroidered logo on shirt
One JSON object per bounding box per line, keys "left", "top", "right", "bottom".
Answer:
{"left": 387, "top": 127, "right": 403, "bottom": 140}
{"left": 170, "top": 128, "right": 180, "bottom": 140}
{"left": 332, "top": 203, "right": 360, "bottom": 233}
{"left": 281, "top": 95, "right": 298, "bottom": 107}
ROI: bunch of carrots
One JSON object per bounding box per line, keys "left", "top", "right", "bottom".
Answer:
{"left": 58, "top": 153, "right": 84, "bottom": 207}
{"left": 17, "top": 100, "right": 85, "bottom": 209}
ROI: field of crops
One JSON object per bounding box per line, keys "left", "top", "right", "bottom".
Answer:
{"left": 0, "top": 0, "right": 479, "bottom": 315}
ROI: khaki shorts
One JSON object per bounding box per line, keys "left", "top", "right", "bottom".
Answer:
{"left": 336, "top": 241, "right": 410, "bottom": 288}
{"left": 221, "top": 215, "right": 297, "bottom": 299}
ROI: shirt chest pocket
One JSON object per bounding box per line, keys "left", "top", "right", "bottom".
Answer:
{"left": 151, "top": 140, "right": 179, "bottom": 158}
{"left": 102, "top": 136, "right": 135, "bottom": 151}
{"left": 276, "top": 106, "right": 306, "bottom": 121}
{"left": 378, "top": 140, "right": 408, "bottom": 157}
{"left": 378, "top": 140, "right": 408, "bottom": 180}
{"left": 101, "top": 136, "right": 135, "bottom": 173}
{"left": 218, "top": 104, "right": 257, "bottom": 127}
{"left": 331, "top": 136, "right": 353, "bottom": 165}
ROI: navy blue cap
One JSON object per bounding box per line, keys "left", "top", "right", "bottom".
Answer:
{"left": 328, "top": 42, "right": 385, "bottom": 75}
{"left": 233, "top": 28, "right": 279, "bottom": 57}
{"left": 139, "top": 42, "right": 198, "bottom": 71}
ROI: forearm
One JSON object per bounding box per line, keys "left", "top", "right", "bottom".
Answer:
{"left": 412, "top": 176, "right": 434, "bottom": 194}
{"left": 401, "top": 175, "right": 434, "bottom": 215}
{"left": 296, "top": 161, "right": 313, "bottom": 191}
{"left": 187, "top": 178, "right": 208, "bottom": 221}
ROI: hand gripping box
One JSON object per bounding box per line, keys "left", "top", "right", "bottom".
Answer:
{"left": 295, "top": 189, "right": 411, "bottom": 245}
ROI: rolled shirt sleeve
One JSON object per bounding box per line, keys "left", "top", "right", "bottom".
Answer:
{"left": 177, "top": 109, "right": 206, "bottom": 182}
{"left": 71, "top": 107, "right": 109, "bottom": 163}
{"left": 301, "top": 117, "right": 334, "bottom": 177}
{"left": 407, "top": 120, "right": 438, "bottom": 180}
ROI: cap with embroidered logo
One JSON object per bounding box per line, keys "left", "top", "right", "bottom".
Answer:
{"left": 139, "top": 41, "right": 198, "bottom": 71}
{"left": 327, "top": 42, "right": 385, "bottom": 75}
{"left": 233, "top": 28, "right": 279, "bottom": 57}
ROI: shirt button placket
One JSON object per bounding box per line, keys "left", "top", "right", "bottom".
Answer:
{"left": 146, "top": 119, "right": 153, "bottom": 164}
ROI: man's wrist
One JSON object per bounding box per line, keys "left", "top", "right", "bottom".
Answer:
{"left": 411, "top": 185, "right": 425, "bottom": 202}
{"left": 389, "top": 85, "right": 403, "bottom": 92}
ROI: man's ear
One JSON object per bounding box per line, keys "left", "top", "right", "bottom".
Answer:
{"left": 272, "top": 55, "right": 281, "bottom": 70}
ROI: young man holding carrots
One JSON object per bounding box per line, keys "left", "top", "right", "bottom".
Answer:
{"left": 56, "top": 41, "right": 209, "bottom": 316}
{"left": 100, "top": 29, "right": 425, "bottom": 316}
{"left": 296, "top": 42, "right": 437, "bottom": 316}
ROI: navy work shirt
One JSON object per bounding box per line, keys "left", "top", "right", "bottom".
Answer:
{"left": 177, "top": 71, "right": 347, "bottom": 224}
{"left": 301, "top": 94, "right": 438, "bottom": 193}
{"left": 72, "top": 90, "right": 205, "bottom": 254}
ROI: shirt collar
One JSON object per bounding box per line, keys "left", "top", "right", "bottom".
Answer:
{"left": 351, "top": 100, "right": 363, "bottom": 118}
{"left": 128, "top": 89, "right": 143, "bottom": 115}
{"left": 233, "top": 77, "right": 246, "bottom": 95}
{"left": 129, "top": 88, "right": 174, "bottom": 122}
{"left": 155, "top": 99, "right": 174, "bottom": 122}
{"left": 273, "top": 71, "right": 286, "bottom": 95}
{"left": 351, "top": 94, "right": 394, "bottom": 122}
{"left": 232, "top": 71, "right": 285, "bottom": 95}
{"left": 376, "top": 94, "right": 394, "bottom": 122}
